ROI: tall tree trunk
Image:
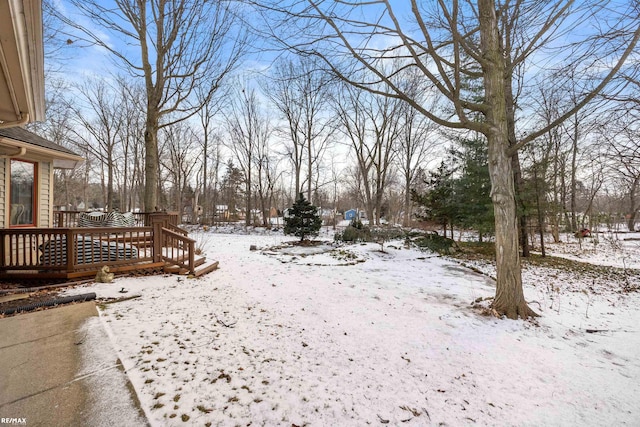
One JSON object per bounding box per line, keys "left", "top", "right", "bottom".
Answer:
{"left": 570, "top": 116, "right": 579, "bottom": 231}
{"left": 534, "top": 166, "right": 546, "bottom": 257}
{"left": 202, "top": 134, "right": 208, "bottom": 225}
{"left": 100, "top": 164, "right": 106, "bottom": 208}
{"left": 551, "top": 136, "right": 561, "bottom": 242}
{"left": 404, "top": 172, "right": 411, "bottom": 227}
{"left": 307, "top": 135, "right": 312, "bottom": 203}
{"left": 107, "top": 150, "right": 114, "bottom": 211}
{"left": 628, "top": 177, "right": 639, "bottom": 231}
{"left": 144, "top": 114, "right": 159, "bottom": 212}
{"left": 504, "top": 54, "right": 529, "bottom": 257}
{"left": 512, "top": 153, "right": 529, "bottom": 257}
{"left": 245, "top": 166, "right": 252, "bottom": 227}
{"left": 295, "top": 166, "right": 301, "bottom": 201}
{"left": 479, "top": 0, "right": 536, "bottom": 319}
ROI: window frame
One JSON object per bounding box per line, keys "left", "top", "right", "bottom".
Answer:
{"left": 9, "top": 158, "right": 38, "bottom": 228}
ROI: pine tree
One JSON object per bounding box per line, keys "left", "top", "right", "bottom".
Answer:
{"left": 284, "top": 193, "right": 322, "bottom": 242}
{"left": 411, "top": 160, "right": 457, "bottom": 238}
{"left": 220, "top": 161, "right": 244, "bottom": 220}
{"left": 451, "top": 136, "right": 494, "bottom": 241}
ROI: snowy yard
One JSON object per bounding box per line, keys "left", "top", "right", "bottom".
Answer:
{"left": 66, "top": 229, "right": 640, "bottom": 426}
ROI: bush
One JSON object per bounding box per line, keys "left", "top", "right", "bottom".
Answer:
{"left": 369, "top": 227, "right": 405, "bottom": 242}
{"left": 335, "top": 224, "right": 454, "bottom": 255}
{"left": 335, "top": 218, "right": 371, "bottom": 242}
{"left": 349, "top": 217, "right": 366, "bottom": 229}
{"left": 369, "top": 226, "right": 406, "bottom": 252}
{"left": 411, "top": 232, "right": 457, "bottom": 254}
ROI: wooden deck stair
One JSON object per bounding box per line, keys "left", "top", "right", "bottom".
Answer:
{"left": 163, "top": 253, "right": 219, "bottom": 277}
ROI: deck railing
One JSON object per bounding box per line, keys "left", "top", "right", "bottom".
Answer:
{"left": 0, "top": 227, "right": 156, "bottom": 278}
{"left": 1, "top": 212, "right": 191, "bottom": 280}
{"left": 146, "top": 213, "right": 195, "bottom": 274}
{"left": 53, "top": 210, "right": 178, "bottom": 228}
{"left": 157, "top": 227, "right": 196, "bottom": 273}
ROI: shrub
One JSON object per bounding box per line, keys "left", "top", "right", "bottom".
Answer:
{"left": 369, "top": 227, "right": 406, "bottom": 251}
{"left": 411, "top": 232, "right": 457, "bottom": 254}
{"left": 335, "top": 218, "right": 371, "bottom": 242}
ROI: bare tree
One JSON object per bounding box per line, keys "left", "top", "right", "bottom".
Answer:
{"left": 32, "top": 5, "right": 87, "bottom": 209}
{"left": 28, "top": 78, "right": 85, "bottom": 209}
{"left": 115, "top": 78, "right": 147, "bottom": 212}
{"left": 333, "top": 81, "right": 404, "bottom": 224}
{"left": 255, "top": 131, "right": 279, "bottom": 227}
{"left": 69, "top": 79, "right": 125, "bottom": 210}
{"left": 53, "top": 0, "right": 247, "bottom": 211}
{"left": 332, "top": 84, "right": 374, "bottom": 220}
{"left": 601, "top": 56, "right": 640, "bottom": 231}
{"left": 263, "top": 57, "right": 336, "bottom": 203}
{"left": 251, "top": 0, "right": 640, "bottom": 318}
{"left": 368, "top": 91, "right": 402, "bottom": 225}
{"left": 395, "top": 70, "right": 439, "bottom": 227}
{"left": 225, "top": 86, "right": 272, "bottom": 227}
{"left": 531, "top": 72, "right": 604, "bottom": 239}
{"left": 601, "top": 121, "right": 640, "bottom": 231}
{"left": 160, "top": 122, "right": 200, "bottom": 220}
{"left": 195, "top": 85, "right": 226, "bottom": 225}
{"left": 532, "top": 80, "right": 567, "bottom": 242}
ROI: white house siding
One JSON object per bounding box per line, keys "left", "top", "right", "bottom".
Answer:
{"left": 39, "top": 161, "right": 51, "bottom": 227}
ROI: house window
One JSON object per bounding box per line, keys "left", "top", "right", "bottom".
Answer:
{"left": 10, "top": 159, "right": 37, "bottom": 226}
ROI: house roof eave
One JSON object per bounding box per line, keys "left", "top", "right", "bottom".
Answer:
{"left": 0, "top": 127, "right": 84, "bottom": 169}
{"left": 0, "top": 0, "right": 45, "bottom": 126}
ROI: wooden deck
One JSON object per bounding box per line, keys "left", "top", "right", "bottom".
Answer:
{"left": 0, "top": 212, "right": 217, "bottom": 281}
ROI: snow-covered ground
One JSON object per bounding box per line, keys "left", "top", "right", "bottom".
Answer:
{"left": 536, "top": 231, "right": 640, "bottom": 270}
{"left": 65, "top": 228, "right": 640, "bottom": 426}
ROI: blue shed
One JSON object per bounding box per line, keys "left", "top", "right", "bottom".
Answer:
{"left": 344, "top": 209, "right": 357, "bottom": 221}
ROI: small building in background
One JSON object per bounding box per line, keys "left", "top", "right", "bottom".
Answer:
{"left": 344, "top": 209, "right": 357, "bottom": 221}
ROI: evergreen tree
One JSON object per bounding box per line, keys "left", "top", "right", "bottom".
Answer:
{"left": 451, "top": 136, "right": 494, "bottom": 241}
{"left": 284, "top": 193, "right": 322, "bottom": 241}
{"left": 411, "top": 160, "right": 457, "bottom": 238}
{"left": 220, "top": 161, "right": 244, "bottom": 220}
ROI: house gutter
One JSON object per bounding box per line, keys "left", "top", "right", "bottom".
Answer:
{"left": 0, "top": 113, "right": 29, "bottom": 129}
{"left": 0, "top": 145, "right": 26, "bottom": 158}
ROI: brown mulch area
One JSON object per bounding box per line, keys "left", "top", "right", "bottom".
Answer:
{"left": 0, "top": 268, "right": 166, "bottom": 317}
{"left": 0, "top": 289, "right": 64, "bottom": 316}
{"left": 0, "top": 279, "right": 94, "bottom": 317}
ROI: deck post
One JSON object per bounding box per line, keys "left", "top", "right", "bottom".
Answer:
{"left": 0, "top": 232, "right": 5, "bottom": 268}
{"left": 65, "top": 228, "right": 75, "bottom": 271}
{"left": 149, "top": 213, "right": 165, "bottom": 263}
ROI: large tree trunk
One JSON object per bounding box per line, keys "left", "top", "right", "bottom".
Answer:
{"left": 628, "top": 210, "right": 637, "bottom": 232}
{"left": 143, "top": 114, "right": 158, "bottom": 212}
{"left": 479, "top": 0, "right": 537, "bottom": 319}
